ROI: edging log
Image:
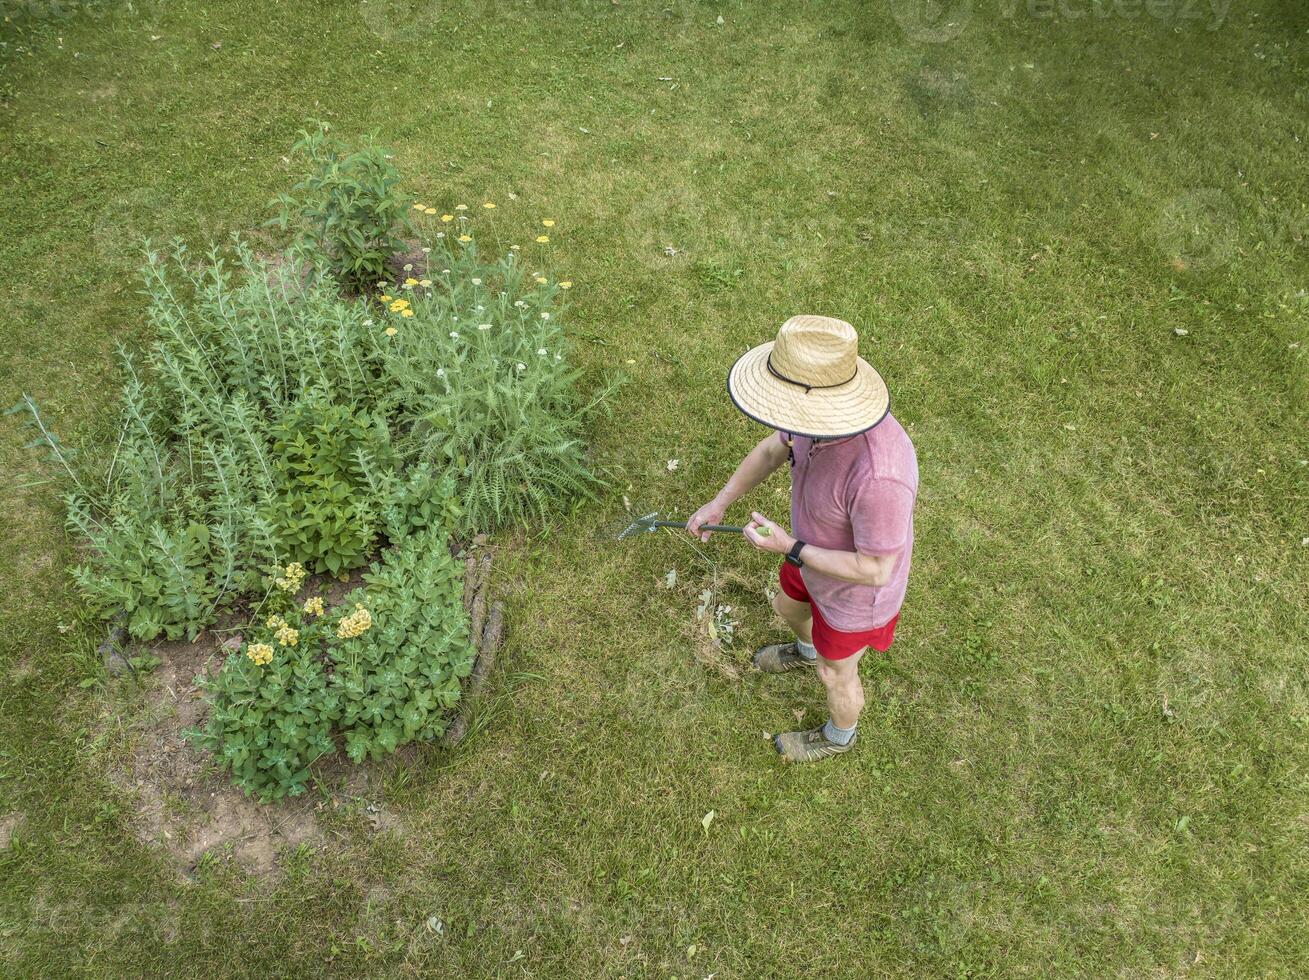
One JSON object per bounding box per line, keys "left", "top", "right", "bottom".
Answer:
{"left": 444, "top": 549, "right": 506, "bottom": 748}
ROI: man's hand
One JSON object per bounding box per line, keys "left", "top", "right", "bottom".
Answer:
{"left": 743, "top": 511, "right": 795, "bottom": 555}
{"left": 686, "top": 497, "right": 728, "bottom": 542}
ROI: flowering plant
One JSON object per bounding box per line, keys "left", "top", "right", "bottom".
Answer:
{"left": 372, "top": 215, "right": 616, "bottom": 531}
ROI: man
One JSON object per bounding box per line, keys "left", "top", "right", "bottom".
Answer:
{"left": 687, "top": 315, "right": 917, "bottom": 764}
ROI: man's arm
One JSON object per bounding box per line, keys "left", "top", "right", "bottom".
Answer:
{"left": 686, "top": 434, "right": 789, "bottom": 541}
{"left": 742, "top": 512, "right": 896, "bottom": 587}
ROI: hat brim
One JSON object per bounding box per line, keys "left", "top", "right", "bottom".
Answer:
{"left": 726, "top": 341, "right": 890, "bottom": 439}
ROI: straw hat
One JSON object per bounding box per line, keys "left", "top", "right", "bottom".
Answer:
{"left": 726, "top": 315, "right": 889, "bottom": 438}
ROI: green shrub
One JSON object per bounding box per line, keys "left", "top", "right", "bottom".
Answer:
{"left": 191, "top": 564, "right": 339, "bottom": 801}
{"left": 270, "top": 121, "right": 412, "bottom": 292}
{"left": 193, "top": 522, "right": 473, "bottom": 800}
{"left": 265, "top": 391, "right": 396, "bottom": 574}
{"left": 332, "top": 526, "right": 475, "bottom": 763}
{"left": 39, "top": 242, "right": 391, "bottom": 640}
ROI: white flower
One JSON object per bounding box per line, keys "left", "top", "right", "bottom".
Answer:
{"left": 516, "top": 362, "right": 526, "bottom": 372}
{"left": 436, "top": 232, "right": 445, "bottom": 239}
{"left": 541, "top": 312, "right": 551, "bottom": 320}
{"left": 514, "top": 300, "right": 527, "bottom": 308}
{"left": 478, "top": 323, "right": 492, "bottom": 331}
{"left": 442, "top": 269, "right": 451, "bottom": 275}
{"left": 450, "top": 331, "right": 460, "bottom": 338}
{"left": 363, "top": 319, "right": 373, "bottom": 326}
{"left": 471, "top": 278, "right": 482, "bottom": 285}
{"left": 403, "top": 263, "right": 413, "bottom": 272}
{"left": 554, "top": 353, "right": 562, "bottom": 361}
{"left": 666, "top": 459, "right": 680, "bottom": 471}
{"left": 421, "top": 246, "right": 431, "bottom": 253}
{"left": 475, "top": 304, "right": 485, "bottom": 311}
{"left": 436, "top": 367, "right": 446, "bottom": 377}
{"left": 537, "top": 347, "right": 548, "bottom": 356}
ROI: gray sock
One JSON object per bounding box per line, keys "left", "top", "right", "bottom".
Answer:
{"left": 796, "top": 640, "right": 818, "bottom": 662}
{"left": 822, "top": 719, "right": 857, "bottom": 745}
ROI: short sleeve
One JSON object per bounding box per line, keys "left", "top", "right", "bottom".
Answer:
{"left": 851, "top": 478, "right": 914, "bottom": 555}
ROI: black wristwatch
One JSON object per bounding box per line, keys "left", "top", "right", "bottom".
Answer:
{"left": 786, "top": 540, "right": 807, "bottom": 568}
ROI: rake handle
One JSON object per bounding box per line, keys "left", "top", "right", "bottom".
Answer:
{"left": 648, "top": 520, "right": 748, "bottom": 533}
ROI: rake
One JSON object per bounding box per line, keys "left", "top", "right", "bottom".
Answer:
{"left": 611, "top": 506, "right": 764, "bottom": 541}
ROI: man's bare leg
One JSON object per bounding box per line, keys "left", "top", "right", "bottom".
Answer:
{"left": 771, "top": 591, "right": 813, "bottom": 645}
{"left": 816, "top": 649, "right": 865, "bottom": 731}
{"left": 774, "top": 644, "right": 866, "bottom": 763}
{"left": 752, "top": 592, "right": 816, "bottom": 672}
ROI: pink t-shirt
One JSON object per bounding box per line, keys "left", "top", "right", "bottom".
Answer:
{"left": 780, "top": 415, "right": 917, "bottom": 631}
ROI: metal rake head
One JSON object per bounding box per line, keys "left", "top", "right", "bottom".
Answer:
{"left": 605, "top": 501, "right": 746, "bottom": 542}
{"left": 615, "top": 509, "right": 664, "bottom": 540}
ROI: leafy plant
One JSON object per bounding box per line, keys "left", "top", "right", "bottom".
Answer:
{"left": 191, "top": 567, "right": 340, "bottom": 801}
{"left": 265, "top": 391, "right": 396, "bottom": 574}
{"left": 193, "top": 533, "right": 472, "bottom": 800}
{"left": 332, "top": 526, "right": 475, "bottom": 762}
{"left": 270, "top": 121, "right": 412, "bottom": 291}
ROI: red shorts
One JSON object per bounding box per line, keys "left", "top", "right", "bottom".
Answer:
{"left": 778, "top": 562, "right": 899, "bottom": 660}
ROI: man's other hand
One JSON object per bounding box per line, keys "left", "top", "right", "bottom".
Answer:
{"left": 744, "top": 511, "right": 794, "bottom": 555}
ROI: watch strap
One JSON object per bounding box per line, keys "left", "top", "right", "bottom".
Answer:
{"left": 786, "top": 540, "right": 806, "bottom": 568}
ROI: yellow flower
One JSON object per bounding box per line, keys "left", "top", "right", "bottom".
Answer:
{"left": 246, "top": 642, "right": 274, "bottom": 666}
{"left": 412, "top": 203, "right": 427, "bottom": 211}
{"left": 535, "top": 235, "right": 550, "bottom": 244}
{"left": 274, "top": 562, "right": 305, "bottom": 592}
{"left": 455, "top": 204, "right": 468, "bottom": 211}
{"left": 424, "top": 207, "right": 437, "bottom": 215}
{"left": 534, "top": 275, "right": 547, "bottom": 284}
{"left": 483, "top": 201, "right": 496, "bottom": 209}
{"left": 404, "top": 277, "right": 419, "bottom": 287}
{"left": 336, "top": 603, "right": 373, "bottom": 639}
{"left": 303, "top": 596, "right": 324, "bottom": 617}
{"left": 400, "top": 308, "right": 415, "bottom": 318}
{"left": 389, "top": 299, "right": 410, "bottom": 312}
{"left": 441, "top": 214, "right": 453, "bottom": 222}
{"left": 419, "top": 279, "right": 432, "bottom": 287}
{"left": 275, "top": 625, "right": 299, "bottom": 647}
{"left": 266, "top": 614, "right": 286, "bottom": 629}
{"left": 458, "top": 234, "right": 472, "bottom": 243}
{"left": 559, "top": 280, "right": 573, "bottom": 289}
{"left": 380, "top": 294, "right": 393, "bottom": 302}
{"left": 541, "top": 219, "right": 555, "bottom": 227}
{"left": 385, "top": 325, "right": 398, "bottom": 336}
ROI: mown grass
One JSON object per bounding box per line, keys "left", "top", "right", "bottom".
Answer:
{"left": 2, "top": 0, "right": 1307, "bottom": 975}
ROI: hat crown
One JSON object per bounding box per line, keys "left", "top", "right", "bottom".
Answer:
{"left": 769, "top": 315, "right": 858, "bottom": 389}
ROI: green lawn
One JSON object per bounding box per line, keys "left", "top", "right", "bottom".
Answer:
{"left": 2, "top": 0, "right": 1308, "bottom": 975}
